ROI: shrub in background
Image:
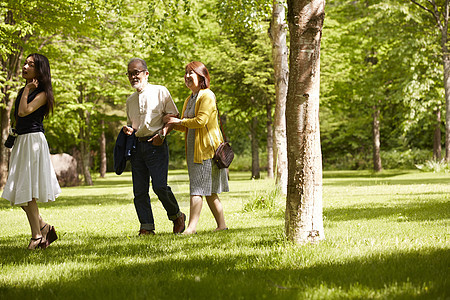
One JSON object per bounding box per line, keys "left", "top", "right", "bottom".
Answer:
{"left": 416, "top": 159, "right": 450, "bottom": 173}
{"left": 381, "top": 149, "right": 432, "bottom": 169}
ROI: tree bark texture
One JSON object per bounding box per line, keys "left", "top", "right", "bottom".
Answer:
{"left": 444, "top": 51, "right": 450, "bottom": 162}
{"left": 251, "top": 115, "right": 260, "bottom": 179}
{"left": 266, "top": 102, "right": 274, "bottom": 179}
{"left": 79, "top": 113, "right": 93, "bottom": 186}
{"left": 0, "top": 105, "right": 11, "bottom": 189}
{"left": 285, "top": 0, "right": 325, "bottom": 244}
{"left": 437, "top": 2, "right": 449, "bottom": 162}
{"left": 0, "top": 50, "right": 23, "bottom": 189}
{"left": 269, "top": 0, "right": 289, "bottom": 194}
{"left": 78, "top": 86, "right": 93, "bottom": 186}
{"left": 372, "top": 105, "right": 382, "bottom": 172}
{"left": 100, "top": 119, "right": 107, "bottom": 177}
{"left": 433, "top": 108, "right": 442, "bottom": 161}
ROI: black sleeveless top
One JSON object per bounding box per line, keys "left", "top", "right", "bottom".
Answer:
{"left": 14, "top": 87, "right": 47, "bottom": 135}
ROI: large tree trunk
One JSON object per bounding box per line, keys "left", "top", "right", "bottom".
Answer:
{"left": 266, "top": 102, "right": 274, "bottom": 179}
{"left": 433, "top": 108, "right": 442, "bottom": 161}
{"left": 269, "top": 0, "right": 289, "bottom": 194}
{"left": 372, "top": 105, "right": 382, "bottom": 172}
{"left": 285, "top": 0, "right": 325, "bottom": 244}
{"left": 99, "top": 119, "right": 107, "bottom": 177}
{"left": 251, "top": 116, "right": 260, "bottom": 179}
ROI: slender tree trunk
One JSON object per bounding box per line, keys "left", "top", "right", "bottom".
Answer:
{"left": 0, "top": 106, "right": 11, "bottom": 189}
{"left": 286, "top": 0, "right": 325, "bottom": 244}
{"left": 372, "top": 105, "right": 382, "bottom": 172}
{"left": 438, "top": 4, "right": 450, "bottom": 162}
{"left": 79, "top": 112, "right": 93, "bottom": 186}
{"left": 410, "top": 0, "right": 449, "bottom": 161}
{"left": 220, "top": 113, "right": 230, "bottom": 179}
{"left": 266, "top": 102, "right": 274, "bottom": 179}
{"left": 251, "top": 116, "right": 260, "bottom": 179}
{"left": 270, "top": 0, "right": 289, "bottom": 194}
{"left": 78, "top": 86, "right": 93, "bottom": 186}
{"left": 0, "top": 50, "right": 23, "bottom": 189}
{"left": 444, "top": 51, "right": 450, "bottom": 162}
{"left": 0, "top": 12, "right": 30, "bottom": 188}
{"left": 433, "top": 108, "right": 442, "bottom": 161}
{"left": 100, "top": 119, "right": 107, "bottom": 177}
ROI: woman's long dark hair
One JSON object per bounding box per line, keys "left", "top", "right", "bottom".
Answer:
{"left": 28, "top": 53, "right": 54, "bottom": 116}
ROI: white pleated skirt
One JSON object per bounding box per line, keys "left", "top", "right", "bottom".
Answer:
{"left": 1, "top": 132, "right": 61, "bottom": 206}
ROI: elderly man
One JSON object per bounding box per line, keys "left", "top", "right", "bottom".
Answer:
{"left": 123, "top": 58, "right": 185, "bottom": 235}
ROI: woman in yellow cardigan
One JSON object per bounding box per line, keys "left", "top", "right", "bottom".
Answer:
{"left": 164, "top": 61, "right": 228, "bottom": 234}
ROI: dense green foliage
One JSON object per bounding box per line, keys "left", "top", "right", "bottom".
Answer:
{"left": 321, "top": 0, "right": 446, "bottom": 169}
{"left": 0, "top": 170, "right": 448, "bottom": 298}
{"left": 0, "top": 0, "right": 447, "bottom": 173}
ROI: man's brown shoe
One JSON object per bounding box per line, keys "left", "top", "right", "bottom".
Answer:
{"left": 173, "top": 213, "right": 186, "bottom": 234}
{"left": 139, "top": 229, "right": 155, "bottom": 236}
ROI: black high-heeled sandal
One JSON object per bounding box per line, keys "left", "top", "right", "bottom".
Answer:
{"left": 40, "top": 224, "right": 58, "bottom": 246}
{"left": 28, "top": 237, "right": 46, "bottom": 250}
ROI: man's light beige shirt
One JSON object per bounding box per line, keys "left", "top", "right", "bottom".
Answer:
{"left": 126, "top": 83, "right": 179, "bottom": 138}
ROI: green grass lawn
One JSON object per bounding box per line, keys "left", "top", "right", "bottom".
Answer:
{"left": 0, "top": 170, "right": 448, "bottom": 299}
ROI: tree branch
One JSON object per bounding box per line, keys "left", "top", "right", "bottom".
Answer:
{"left": 431, "top": 0, "right": 444, "bottom": 31}
{"left": 445, "top": 0, "right": 449, "bottom": 27}
{"left": 411, "top": 0, "right": 443, "bottom": 32}
{"left": 38, "top": 33, "right": 59, "bottom": 51}
{"left": 411, "top": 0, "right": 434, "bottom": 15}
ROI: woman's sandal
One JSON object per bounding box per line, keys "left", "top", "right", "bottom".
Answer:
{"left": 27, "top": 236, "right": 47, "bottom": 250}
{"left": 182, "top": 230, "right": 197, "bottom": 235}
{"left": 213, "top": 227, "right": 229, "bottom": 232}
{"left": 40, "top": 224, "right": 58, "bottom": 246}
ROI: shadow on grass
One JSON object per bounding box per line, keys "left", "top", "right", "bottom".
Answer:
{"left": 0, "top": 193, "right": 191, "bottom": 210}
{"left": 325, "top": 199, "right": 450, "bottom": 222}
{"left": 0, "top": 226, "right": 448, "bottom": 299}
{"left": 324, "top": 177, "right": 450, "bottom": 187}
{"left": 52, "top": 194, "right": 132, "bottom": 207}
{"left": 71, "top": 180, "right": 188, "bottom": 190}
{"left": 83, "top": 177, "right": 132, "bottom": 187}
{"left": 323, "top": 170, "right": 410, "bottom": 179}
{"left": 0, "top": 194, "right": 132, "bottom": 209}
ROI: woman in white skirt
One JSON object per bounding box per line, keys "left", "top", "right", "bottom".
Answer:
{"left": 164, "top": 61, "right": 228, "bottom": 234}
{"left": 1, "top": 53, "right": 61, "bottom": 249}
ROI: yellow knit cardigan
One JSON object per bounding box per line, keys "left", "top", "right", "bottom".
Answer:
{"left": 174, "top": 89, "right": 223, "bottom": 164}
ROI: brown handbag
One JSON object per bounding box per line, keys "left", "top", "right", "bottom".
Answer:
{"left": 213, "top": 141, "right": 234, "bottom": 169}
{"left": 206, "top": 111, "right": 234, "bottom": 169}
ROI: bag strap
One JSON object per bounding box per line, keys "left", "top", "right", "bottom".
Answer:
{"left": 216, "top": 107, "right": 227, "bottom": 142}
{"left": 205, "top": 124, "right": 217, "bottom": 153}
{"left": 205, "top": 102, "right": 228, "bottom": 152}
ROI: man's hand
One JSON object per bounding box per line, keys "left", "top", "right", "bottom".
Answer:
{"left": 149, "top": 134, "right": 164, "bottom": 146}
{"left": 123, "top": 125, "right": 134, "bottom": 135}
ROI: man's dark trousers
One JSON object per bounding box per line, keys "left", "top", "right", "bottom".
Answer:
{"left": 130, "top": 139, "right": 181, "bottom": 231}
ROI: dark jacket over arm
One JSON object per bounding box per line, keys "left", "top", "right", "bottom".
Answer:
{"left": 113, "top": 130, "right": 136, "bottom": 175}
